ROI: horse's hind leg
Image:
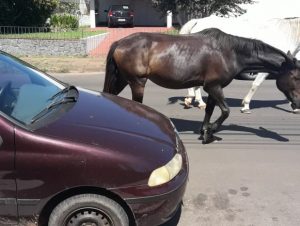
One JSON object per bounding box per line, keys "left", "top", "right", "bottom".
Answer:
{"left": 194, "top": 87, "right": 206, "bottom": 109}
{"left": 184, "top": 87, "right": 197, "bottom": 108}
{"left": 130, "top": 81, "right": 146, "bottom": 103}
{"left": 241, "top": 73, "right": 268, "bottom": 113}
{"left": 114, "top": 76, "right": 128, "bottom": 95}
{"left": 200, "top": 95, "right": 216, "bottom": 143}
{"left": 184, "top": 87, "right": 206, "bottom": 109}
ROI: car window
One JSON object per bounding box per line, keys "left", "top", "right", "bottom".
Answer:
{"left": 0, "top": 60, "right": 30, "bottom": 88}
{"left": 111, "top": 5, "right": 130, "bottom": 11}
{"left": 0, "top": 53, "right": 63, "bottom": 124}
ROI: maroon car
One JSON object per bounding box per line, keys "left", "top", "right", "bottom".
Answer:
{"left": 105, "top": 5, "right": 134, "bottom": 27}
{"left": 0, "top": 51, "right": 188, "bottom": 226}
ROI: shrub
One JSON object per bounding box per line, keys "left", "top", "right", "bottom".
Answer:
{"left": 50, "top": 14, "right": 79, "bottom": 31}
{"left": 0, "top": 0, "right": 59, "bottom": 26}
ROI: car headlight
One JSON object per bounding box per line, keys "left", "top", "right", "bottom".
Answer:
{"left": 148, "top": 153, "right": 182, "bottom": 187}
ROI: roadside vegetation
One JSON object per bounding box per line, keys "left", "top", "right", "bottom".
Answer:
{"left": 1, "top": 29, "right": 106, "bottom": 40}
{"left": 20, "top": 56, "right": 106, "bottom": 73}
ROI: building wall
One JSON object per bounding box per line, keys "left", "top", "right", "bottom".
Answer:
{"left": 95, "top": 0, "right": 166, "bottom": 26}
{"left": 240, "top": 0, "right": 300, "bottom": 20}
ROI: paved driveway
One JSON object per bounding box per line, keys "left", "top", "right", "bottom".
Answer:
{"left": 90, "top": 26, "right": 173, "bottom": 56}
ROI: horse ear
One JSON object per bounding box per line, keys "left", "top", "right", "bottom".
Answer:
{"left": 287, "top": 51, "right": 292, "bottom": 57}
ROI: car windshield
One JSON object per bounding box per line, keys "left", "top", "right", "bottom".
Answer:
{"left": 0, "top": 52, "right": 72, "bottom": 126}
{"left": 111, "top": 5, "right": 130, "bottom": 11}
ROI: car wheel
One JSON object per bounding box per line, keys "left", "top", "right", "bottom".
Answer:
{"left": 48, "top": 194, "right": 129, "bottom": 226}
{"left": 238, "top": 72, "right": 258, "bottom": 80}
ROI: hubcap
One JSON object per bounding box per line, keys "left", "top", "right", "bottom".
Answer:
{"left": 65, "top": 208, "right": 113, "bottom": 226}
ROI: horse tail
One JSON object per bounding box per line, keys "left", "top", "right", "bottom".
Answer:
{"left": 103, "top": 41, "right": 119, "bottom": 94}
{"left": 179, "top": 19, "right": 198, "bottom": 34}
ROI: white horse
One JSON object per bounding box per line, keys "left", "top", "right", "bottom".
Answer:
{"left": 180, "top": 15, "right": 300, "bottom": 113}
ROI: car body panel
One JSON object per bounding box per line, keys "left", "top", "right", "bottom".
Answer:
{"left": 13, "top": 90, "right": 188, "bottom": 225}
{"left": 0, "top": 117, "right": 17, "bottom": 223}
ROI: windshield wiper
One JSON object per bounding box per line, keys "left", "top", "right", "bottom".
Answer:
{"left": 30, "top": 96, "right": 77, "bottom": 124}
{"left": 49, "top": 85, "right": 76, "bottom": 100}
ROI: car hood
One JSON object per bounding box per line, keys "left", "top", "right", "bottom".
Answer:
{"left": 35, "top": 88, "right": 177, "bottom": 147}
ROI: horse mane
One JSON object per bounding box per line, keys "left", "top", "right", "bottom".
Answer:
{"left": 280, "top": 17, "right": 300, "bottom": 56}
{"left": 182, "top": 16, "right": 300, "bottom": 59}
{"left": 197, "top": 28, "right": 281, "bottom": 56}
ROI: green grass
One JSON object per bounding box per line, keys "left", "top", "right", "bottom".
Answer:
{"left": 0, "top": 29, "right": 106, "bottom": 40}
{"left": 164, "top": 29, "right": 179, "bottom": 35}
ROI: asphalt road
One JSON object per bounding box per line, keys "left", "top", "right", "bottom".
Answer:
{"left": 52, "top": 72, "right": 300, "bottom": 226}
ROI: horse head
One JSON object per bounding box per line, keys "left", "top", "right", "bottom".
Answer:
{"left": 276, "top": 58, "right": 300, "bottom": 111}
{"left": 282, "top": 50, "right": 299, "bottom": 69}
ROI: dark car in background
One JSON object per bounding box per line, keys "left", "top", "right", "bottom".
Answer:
{"left": 0, "top": 51, "right": 188, "bottom": 226}
{"left": 105, "top": 5, "right": 134, "bottom": 27}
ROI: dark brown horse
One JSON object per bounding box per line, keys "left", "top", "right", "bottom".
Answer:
{"left": 103, "top": 28, "right": 300, "bottom": 144}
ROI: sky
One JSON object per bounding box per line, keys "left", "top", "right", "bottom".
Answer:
{"left": 240, "top": 0, "right": 300, "bottom": 20}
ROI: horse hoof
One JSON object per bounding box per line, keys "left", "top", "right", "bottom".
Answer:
{"left": 202, "top": 135, "right": 222, "bottom": 144}
{"left": 293, "top": 109, "right": 300, "bottom": 114}
{"left": 201, "top": 129, "right": 212, "bottom": 144}
{"left": 184, "top": 104, "right": 192, "bottom": 109}
{"left": 197, "top": 104, "right": 206, "bottom": 110}
{"left": 184, "top": 98, "right": 192, "bottom": 108}
{"left": 240, "top": 108, "right": 251, "bottom": 114}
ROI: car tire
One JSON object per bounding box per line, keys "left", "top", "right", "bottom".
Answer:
{"left": 238, "top": 72, "right": 258, "bottom": 80}
{"left": 48, "top": 194, "right": 129, "bottom": 226}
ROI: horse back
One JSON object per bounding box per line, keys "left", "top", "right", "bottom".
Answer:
{"left": 112, "top": 32, "right": 193, "bottom": 76}
{"left": 111, "top": 32, "right": 235, "bottom": 88}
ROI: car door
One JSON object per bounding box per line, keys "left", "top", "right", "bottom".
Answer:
{"left": 0, "top": 117, "right": 17, "bottom": 224}
{"left": 0, "top": 57, "right": 18, "bottom": 223}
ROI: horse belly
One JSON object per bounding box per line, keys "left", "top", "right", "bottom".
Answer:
{"left": 148, "top": 53, "right": 212, "bottom": 89}
{"left": 149, "top": 66, "right": 203, "bottom": 89}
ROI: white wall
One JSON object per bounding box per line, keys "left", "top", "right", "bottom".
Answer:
{"left": 240, "top": 0, "right": 300, "bottom": 20}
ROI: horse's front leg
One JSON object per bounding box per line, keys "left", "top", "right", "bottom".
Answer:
{"left": 201, "top": 85, "right": 230, "bottom": 143}
{"left": 209, "top": 86, "right": 230, "bottom": 133}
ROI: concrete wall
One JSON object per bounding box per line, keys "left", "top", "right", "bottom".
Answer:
{"left": 0, "top": 33, "right": 107, "bottom": 56}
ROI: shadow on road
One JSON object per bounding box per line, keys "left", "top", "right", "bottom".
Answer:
{"left": 168, "top": 96, "right": 289, "bottom": 111}
{"left": 170, "top": 118, "right": 289, "bottom": 142}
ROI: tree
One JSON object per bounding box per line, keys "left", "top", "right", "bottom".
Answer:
{"left": 0, "top": 0, "right": 58, "bottom": 26}
{"left": 151, "top": 0, "right": 255, "bottom": 25}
